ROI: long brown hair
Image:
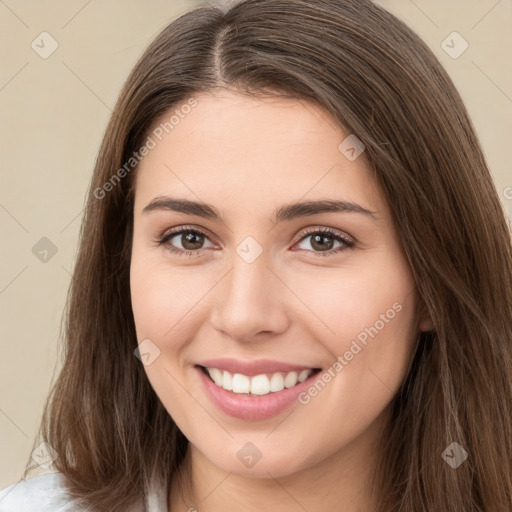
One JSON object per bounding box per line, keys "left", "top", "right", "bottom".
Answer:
{"left": 24, "top": 0, "right": 512, "bottom": 510}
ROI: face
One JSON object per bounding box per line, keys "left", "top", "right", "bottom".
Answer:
{"left": 130, "top": 90, "right": 431, "bottom": 479}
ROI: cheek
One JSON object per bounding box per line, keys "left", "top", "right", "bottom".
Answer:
{"left": 130, "top": 248, "right": 211, "bottom": 344}
{"left": 130, "top": 250, "right": 212, "bottom": 426}
{"left": 288, "top": 253, "right": 418, "bottom": 385}
{"left": 282, "top": 259, "right": 417, "bottom": 456}
{"left": 291, "top": 258, "right": 414, "bottom": 334}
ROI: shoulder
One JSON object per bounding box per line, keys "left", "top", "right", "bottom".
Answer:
{"left": 0, "top": 472, "right": 169, "bottom": 511}
{"left": 0, "top": 473, "right": 81, "bottom": 511}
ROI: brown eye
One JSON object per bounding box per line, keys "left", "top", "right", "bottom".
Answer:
{"left": 295, "top": 228, "right": 354, "bottom": 256}
{"left": 158, "top": 227, "right": 215, "bottom": 256}
{"left": 174, "top": 231, "right": 205, "bottom": 250}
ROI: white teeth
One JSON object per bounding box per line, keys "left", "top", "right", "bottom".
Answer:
{"left": 269, "top": 373, "right": 284, "bottom": 392}
{"left": 205, "top": 367, "right": 315, "bottom": 395}
{"left": 222, "top": 370, "right": 233, "bottom": 391}
{"left": 284, "top": 371, "right": 298, "bottom": 388}
{"left": 298, "top": 369, "right": 310, "bottom": 383}
{"left": 250, "top": 374, "right": 270, "bottom": 395}
{"left": 209, "top": 367, "right": 223, "bottom": 387}
{"left": 232, "top": 373, "right": 250, "bottom": 393}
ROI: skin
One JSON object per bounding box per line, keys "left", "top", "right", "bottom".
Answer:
{"left": 129, "top": 90, "right": 433, "bottom": 512}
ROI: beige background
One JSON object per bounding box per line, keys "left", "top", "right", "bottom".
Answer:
{"left": 1, "top": 0, "right": 511, "bottom": 488}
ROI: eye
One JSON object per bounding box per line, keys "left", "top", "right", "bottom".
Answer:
{"left": 155, "top": 225, "right": 355, "bottom": 258}
{"left": 293, "top": 227, "right": 354, "bottom": 257}
{"left": 156, "top": 226, "right": 215, "bottom": 257}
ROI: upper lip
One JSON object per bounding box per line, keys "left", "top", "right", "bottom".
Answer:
{"left": 197, "top": 358, "right": 320, "bottom": 376}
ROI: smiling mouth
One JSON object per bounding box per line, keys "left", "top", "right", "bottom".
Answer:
{"left": 197, "top": 365, "right": 322, "bottom": 396}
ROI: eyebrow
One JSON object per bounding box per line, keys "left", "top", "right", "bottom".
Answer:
{"left": 142, "top": 196, "right": 377, "bottom": 224}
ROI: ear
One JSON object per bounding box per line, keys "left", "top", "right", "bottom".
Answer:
{"left": 418, "top": 308, "right": 434, "bottom": 332}
{"left": 419, "top": 316, "right": 434, "bottom": 332}
{"left": 416, "top": 299, "right": 435, "bottom": 332}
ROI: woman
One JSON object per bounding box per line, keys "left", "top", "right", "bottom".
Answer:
{"left": 1, "top": 0, "right": 511, "bottom": 510}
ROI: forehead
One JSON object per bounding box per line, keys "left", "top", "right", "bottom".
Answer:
{"left": 134, "top": 90, "right": 383, "bottom": 217}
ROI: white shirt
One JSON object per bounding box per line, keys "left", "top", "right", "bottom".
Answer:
{"left": 0, "top": 472, "right": 168, "bottom": 511}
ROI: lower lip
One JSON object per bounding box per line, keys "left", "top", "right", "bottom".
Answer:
{"left": 195, "top": 366, "right": 321, "bottom": 421}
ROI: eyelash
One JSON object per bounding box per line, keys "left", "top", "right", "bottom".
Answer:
{"left": 155, "top": 225, "right": 355, "bottom": 258}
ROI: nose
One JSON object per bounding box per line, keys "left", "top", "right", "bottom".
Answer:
{"left": 210, "top": 249, "right": 290, "bottom": 342}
